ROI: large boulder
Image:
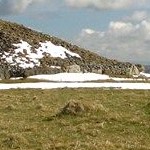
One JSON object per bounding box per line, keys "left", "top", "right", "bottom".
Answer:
{"left": 66, "top": 64, "right": 81, "bottom": 73}
{"left": 128, "top": 65, "right": 140, "bottom": 75}
{"left": 91, "top": 65, "right": 102, "bottom": 74}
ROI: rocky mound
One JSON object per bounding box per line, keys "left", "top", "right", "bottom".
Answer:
{"left": 0, "top": 19, "right": 144, "bottom": 79}
{"left": 58, "top": 101, "right": 88, "bottom": 116}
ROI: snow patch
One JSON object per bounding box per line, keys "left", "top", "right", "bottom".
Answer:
{"left": 0, "top": 73, "right": 150, "bottom": 90}
{"left": 1, "top": 40, "right": 80, "bottom": 69}
{"left": 0, "top": 82, "right": 150, "bottom": 90}
{"left": 28, "top": 73, "right": 110, "bottom": 82}
{"left": 37, "top": 41, "right": 81, "bottom": 59}
{"left": 50, "top": 66, "right": 61, "bottom": 69}
{"left": 140, "top": 72, "right": 150, "bottom": 78}
{"left": 28, "top": 73, "right": 149, "bottom": 82}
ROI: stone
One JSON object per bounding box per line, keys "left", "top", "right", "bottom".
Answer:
{"left": 128, "top": 65, "right": 140, "bottom": 75}
{"left": 59, "top": 101, "right": 87, "bottom": 116}
{"left": 91, "top": 65, "right": 103, "bottom": 74}
{"left": 66, "top": 64, "right": 81, "bottom": 73}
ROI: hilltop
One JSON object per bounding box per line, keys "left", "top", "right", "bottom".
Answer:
{"left": 0, "top": 19, "right": 144, "bottom": 79}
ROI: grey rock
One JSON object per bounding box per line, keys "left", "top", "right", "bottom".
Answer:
{"left": 66, "top": 64, "right": 81, "bottom": 73}
{"left": 128, "top": 65, "right": 140, "bottom": 75}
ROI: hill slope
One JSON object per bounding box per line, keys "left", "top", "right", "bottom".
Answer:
{"left": 0, "top": 19, "right": 144, "bottom": 79}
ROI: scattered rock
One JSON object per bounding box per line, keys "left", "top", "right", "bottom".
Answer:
{"left": 0, "top": 65, "right": 11, "bottom": 79}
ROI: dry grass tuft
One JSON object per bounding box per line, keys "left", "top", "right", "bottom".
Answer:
{"left": 36, "top": 103, "right": 45, "bottom": 111}
{"left": 5, "top": 104, "right": 16, "bottom": 111}
{"left": 3, "top": 134, "right": 29, "bottom": 149}
{"left": 144, "top": 102, "right": 150, "bottom": 114}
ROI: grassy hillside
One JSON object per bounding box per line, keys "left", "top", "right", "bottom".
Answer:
{"left": 0, "top": 89, "right": 149, "bottom": 149}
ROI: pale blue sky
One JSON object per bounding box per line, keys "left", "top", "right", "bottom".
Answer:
{"left": 1, "top": 0, "right": 150, "bottom": 64}
{"left": 1, "top": 3, "right": 127, "bottom": 39}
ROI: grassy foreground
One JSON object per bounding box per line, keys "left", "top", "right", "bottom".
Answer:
{"left": 0, "top": 78, "right": 50, "bottom": 84}
{"left": 0, "top": 89, "right": 150, "bottom": 150}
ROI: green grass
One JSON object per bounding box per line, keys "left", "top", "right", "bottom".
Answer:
{"left": 0, "top": 89, "right": 150, "bottom": 149}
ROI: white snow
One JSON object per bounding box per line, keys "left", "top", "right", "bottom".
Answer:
{"left": 140, "top": 72, "right": 150, "bottom": 78}
{"left": 28, "top": 73, "right": 149, "bottom": 82}
{"left": 1, "top": 40, "right": 81, "bottom": 69}
{"left": 50, "top": 66, "right": 61, "bottom": 69}
{"left": 5, "top": 56, "right": 13, "bottom": 63}
{"left": 10, "top": 77, "right": 22, "bottom": 80}
{"left": 111, "top": 77, "right": 145, "bottom": 81}
{"left": 28, "top": 73, "right": 110, "bottom": 82}
{"left": 13, "top": 40, "right": 31, "bottom": 54}
{"left": 0, "top": 82, "right": 150, "bottom": 90}
{"left": 0, "top": 73, "right": 150, "bottom": 90}
{"left": 37, "top": 41, "right": 81, "bottom": 59}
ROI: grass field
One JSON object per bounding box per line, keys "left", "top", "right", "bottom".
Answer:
{"left": 0, "top": 88, "right": 150, "bottom": 150}
{"left": 0, "top": 78, "right": 50, "bottom": 84}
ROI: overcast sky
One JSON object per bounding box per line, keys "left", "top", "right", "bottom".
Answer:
{"left": 1, "top": 0, "right": 150, "bottom": 64}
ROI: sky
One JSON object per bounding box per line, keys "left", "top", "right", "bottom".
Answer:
{"left": 1, "top": 0, "right": 150, "bottom": 65}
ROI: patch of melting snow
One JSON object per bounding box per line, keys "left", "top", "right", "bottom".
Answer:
{"left": 140, "top": 72, "right": 150, "bottom": 78}
{"left": 0, "top": 82, "right": 150, "bottom": 90}
{"left": 50, "top": 66, "right": 61, "bottom": 69}
{"left": 0, "top": 73, "right": 150, "bottom": 90}
{"left": 111, "top": 77, "right": 145, "bottom": 81}
{"left": 28, "top": 73, "right": 149, "bottom": 82}
{"left": 28, "top": 73, "right": 110, "bottom": 82}
{"left": 37, "top": 41, "right": 81, "bottom": 59}
{"left": 1, "top": 40, "right": 80, "bottom": 69}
